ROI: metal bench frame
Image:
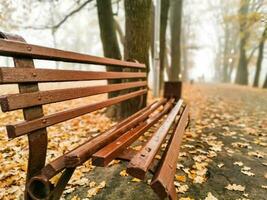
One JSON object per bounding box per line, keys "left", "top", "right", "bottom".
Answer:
{"left": 0, "top": 31, "right": 189, "bottom": 200}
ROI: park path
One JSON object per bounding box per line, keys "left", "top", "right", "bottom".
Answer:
{"left": 65, "top": 84, "right": 267, "bottom": 200}
{"left": 0, "top": 84, "right": 266, "bottom": 200}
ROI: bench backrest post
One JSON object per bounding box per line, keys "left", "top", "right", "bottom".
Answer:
{"left": 0, "top": 32, "right": 48, "bottom": 200}
{"left": 163, "top": 81, "right": 182, "bottom": 101}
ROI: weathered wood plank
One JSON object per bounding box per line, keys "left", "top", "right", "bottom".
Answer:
{"left": 0, "top": 81, "right": 147, "bottom": 111}
{"left": 126, "top": 100, "right": 183, "bottom": 180}
{"left": 0, "top": 39, "right": 145, "bottom": 69}
{"left": 0, "top": 67, "right": 146, "bottom": 84}
{"left": 6, "top": 89, "right": 147, "bottom": 138}
{"left": 31, "top": 100, "right": 166, "bottom": 181}
{"left": 92, "top": 99, "right": 174, "bottom": 167}
{"left": 64, "top": 99, "right": 167, "bottom": 168}
{"left": 151, "top": 106, "right": 189, "bottom": 200}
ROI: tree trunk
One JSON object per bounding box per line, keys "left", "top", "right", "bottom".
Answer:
{"left": 96, "top": 0, "right": 122, "bottom": 118}
{"left": 223, "top": 27, "right": 230, "bottom": 82}
{"left": 228, "top": 39, "right": 239, "bottom": 82}
{"left": 263, "top": 74, "right": 267, "bottom": 88}
{"left": 151, "top": 5, "right": 155, "bottom": 60}
{"left": 235, "top": 37, "right": 248, "bottom": 85}
{"left": 214, "top": 40, "right": 223, "bottom": 82}
{"left": 235, "top": 0, "right": 249, "bottom": 85}
{"left": 228, "top": 56, "right": 235, "bottom": 82}
{"left": 169, "top": 0, "right": 183, "bottom": 81}
{"left": 159, "top": 0, "right": 170, "bottom": 91}
{"left": 253, "top": 26, "right": 267, "bottom": 87}
{"left": 120, "top": 0, "right": 152, "bottom": 119}
{"left": 181, "top": 25, "right": 188, "bottom": 82}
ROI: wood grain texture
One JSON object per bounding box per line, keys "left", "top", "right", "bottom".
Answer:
{"left": 151, "top": 106, "right": 189, "bottom": 200}
{"left": 127, "top": 99, "right": 183, "bottom": 180}
{"left": 0, "top": 67, "right": 146, "bottom": 84}
{"left": 0, "top": 39, "right": 145, "bottom": 69}
{"left": 92, "top": 99, "right": 174, "bottom": 167}
{"left": 6, "top": 89, "right": 147, "bottom": 138}
{"left": 0, "top": 81, "right": 147, "bottom": 111}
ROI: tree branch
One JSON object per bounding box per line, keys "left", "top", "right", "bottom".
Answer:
{"left": 114, "top": 18, "right": 125, "bottom": 46}
{"left": 21, "top": 0, "right": 94, "bottom": 30}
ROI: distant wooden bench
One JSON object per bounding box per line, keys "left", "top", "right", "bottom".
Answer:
{"left": 0, "top": 31, "right": 189, "bottom": 200}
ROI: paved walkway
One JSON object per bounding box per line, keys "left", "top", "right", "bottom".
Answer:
{"left": 1, "top": 84, "right": 266, "bottom": 200}
{"left": 66, "top": 84, "right": 267, "bottom": 200}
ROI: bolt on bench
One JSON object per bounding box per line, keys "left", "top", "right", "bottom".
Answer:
{"left": 0, "top": 32, "right": 189, "bottom": 200}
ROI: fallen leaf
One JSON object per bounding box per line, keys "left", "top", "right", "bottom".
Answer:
{"left": 205, "top": 192, "right": 218, "bottom": 200}
{"left": 176, "top": 184, "right": 189, "bottom": 194}
{"left": 217, "top": 163, "right": 224, "bottom": 168}
{"left": 175, "top": 175, "right": 187, "bottom": 182}
{"left": 225, "top": 184, "right": 245, "bottom": 192}
{"left": 234, "top": 161, "right": 244, "bottom": 167}
{"left": 248, "top": 151, "right": 264, "bottom": 158}
{"left": 107, "top": 160, "right": 120, "bottom": 167}
{"left": 119, "top": 170, "right": 128, "bottom": 177}
{"left": 87, "top": 187, "right": 99, "bottom": 198}
{"left": 71, "top": 196, "right": 80, "bottom": 200}
{"left": 131, "top": 178, "right": 141, "bottom": 182}
{"left": 241, "top": 170, "right": 255, "bottom": 176}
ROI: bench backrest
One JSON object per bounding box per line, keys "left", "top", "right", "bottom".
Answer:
{"left": 0, "top": 32, "right": 147, "bottom": 198}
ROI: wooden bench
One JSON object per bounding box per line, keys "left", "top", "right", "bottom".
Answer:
{"left": 0, "top": 31, "right": 189, "bottom": 200}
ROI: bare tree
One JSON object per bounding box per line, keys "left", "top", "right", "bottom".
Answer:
{"left": 253, "top": 25, "right": 267, "bottom": 87}
{"left": 159, "top": 0, "right": 170, "bottom": 90}
{"left": 235, "top": 0, "right": 265, "bottom": 85}
{"left": 235, "top": 0, "right": 250, "bottom": 85}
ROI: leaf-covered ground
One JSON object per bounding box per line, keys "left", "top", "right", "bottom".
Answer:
{"left": 0, "top": 83, "right": 266, "bottom": 200}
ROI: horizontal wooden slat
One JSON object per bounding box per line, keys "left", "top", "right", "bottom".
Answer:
{"left": 0, "top": 67, "right": 146, "bottom": 84}
{"left": 0, "top": 81, "right": 147, "bottom": 111}
{"left": 64, "top": 99, "right": 168, "bottom": 168}
{"left": 0, "top": 39, "right": 145, "bottom": 69}
{"left": 6, "top": 89, "right": 147, "bottom": 138}
{"left": 151, "top": 106, "right": 189, "bottom": 200}
{"left": 92, "top": 99, "right": 174, "bottom": 167}
{"left": 126, "top": 100, "right": 184, "bottom": 180}
{"left": 38, "top": 100, "right": 166, "bottom": 179}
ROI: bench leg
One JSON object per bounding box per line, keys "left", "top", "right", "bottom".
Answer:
{"left": 0, "top": 31, "right": 49, "bottom": 200}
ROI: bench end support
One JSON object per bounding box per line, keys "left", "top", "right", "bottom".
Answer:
{"left": 164, "top": 81, "right": 182, "bottom": 101}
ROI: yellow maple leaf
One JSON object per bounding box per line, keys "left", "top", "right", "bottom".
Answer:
{"left": 175, "top": 175, "right": 187, "bottom": 182}
{"left": 120, "top": 169, "right": 129, "bottom": 177}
